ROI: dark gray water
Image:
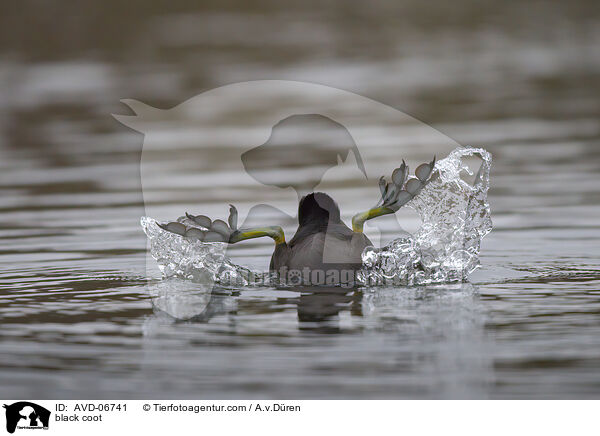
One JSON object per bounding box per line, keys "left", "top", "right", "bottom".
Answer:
{"left": 1, "top": 1, "right": 599, "bottom": 399}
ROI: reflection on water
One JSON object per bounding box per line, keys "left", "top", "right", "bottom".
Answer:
{"left": 140, "top": 280, "right": 491, "bottom": 398}
{"left": 1, "top": 0, "right": 600, "bottom": 398}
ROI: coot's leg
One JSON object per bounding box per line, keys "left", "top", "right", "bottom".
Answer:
{"left": 158, "top": 204, "right": 285, "bottom": 244}
{"left": 352, "top": 157, "right": 436, "bottom": 232}
{"left": 229, "top": 226, "right": 285, "bottom": 245}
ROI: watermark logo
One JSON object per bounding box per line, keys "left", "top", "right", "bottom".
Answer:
{"left": 3, "top": 402, "right": 50, "bottom": 434}
{"left": 115, "top": 80, "right": 479, "bottom": 321}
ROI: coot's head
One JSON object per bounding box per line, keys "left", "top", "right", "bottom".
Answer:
{"left": 298, "top": 192, "right": 341, "bottom": 227}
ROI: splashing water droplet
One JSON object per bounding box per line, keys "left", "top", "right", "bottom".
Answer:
{"left": 359, "top": 146, "right": 493, "bottom": 286}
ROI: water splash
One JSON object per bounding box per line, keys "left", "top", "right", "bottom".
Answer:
{"left": 359, "top": 146, "right": 493, "bottom": 286}
{"left": 141, "top": 216, "right": 269, "bottom": 286}
{"left": 141, "top": 146, "right": 492, "bottom": 287}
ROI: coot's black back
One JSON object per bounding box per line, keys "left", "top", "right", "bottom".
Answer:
{"left": 273, "top": 192, "right": 371, "bottom": 273}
